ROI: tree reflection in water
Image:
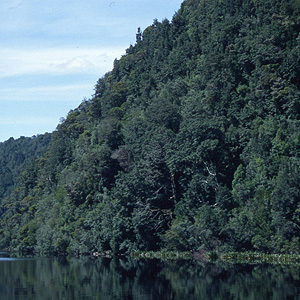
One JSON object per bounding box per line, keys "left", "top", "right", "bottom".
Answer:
{"left": 0, "top": 255, "right": 299, "bottom": 299}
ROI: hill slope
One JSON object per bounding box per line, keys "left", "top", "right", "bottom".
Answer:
{"left": 0, "top": 134, "right": 51, "bottom": 202}
{"left": 1, "top": 0, "right": 300, "bottom": 254}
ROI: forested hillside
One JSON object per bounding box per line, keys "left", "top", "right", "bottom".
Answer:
{"left": 0, "top": 134, "right": 51, "bottom": 202}
{"left": 1, "top": 0, "right": 300, "bottom": 255}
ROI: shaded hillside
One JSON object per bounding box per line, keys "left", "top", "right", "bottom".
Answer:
{"left": 1, "top": 0, "right": 300, "bottom": 255}
{"left": 0, "top": 134, "right": 51, "bottom": 202}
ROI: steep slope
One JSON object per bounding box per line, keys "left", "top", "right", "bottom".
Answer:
{"left": 0, "top": 134, "right": 51, "bottom": 202}
{"left": 1, "top": 0, "right": 300, "bottom": 254}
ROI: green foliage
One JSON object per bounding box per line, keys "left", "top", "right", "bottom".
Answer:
{"left": 0, "top": 134, "right": 51, "bottom": 201}
{"left": 1, "top": 0, "right": 300, "bottom": 255}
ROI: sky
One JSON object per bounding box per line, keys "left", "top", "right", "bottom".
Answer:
{"left": 0, "top": 0, "right": 183, "bottom": 143}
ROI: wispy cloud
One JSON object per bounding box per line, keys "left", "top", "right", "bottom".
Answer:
{"left": 50, "top": 57, "right": 95, "bottom": 72}
{"left": 0, "top": 0, "right": 183, "bottom": 142}
{"left": 0, "top": 47, "right": 125, "bottom": 78}
{"left": 0, "top": 117, "right": 57, "bottom": 126}
{"left": 0, "top": 83, "right": 94, "bottom": 102}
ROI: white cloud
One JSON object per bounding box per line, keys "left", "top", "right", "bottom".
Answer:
{"left": 0, "top": 0, "right": 136, "bottom": 40}
{"left": 0, "top": 116, "right": 57, "bottom": 126}
{"left": 50, "top": 56, "right": 95, "bottom": 72}
{"left": 0, "top": 83, "right": 93, "bottom": 102}
{"left": 0, "top": 0, "right": 184, "bottom": 142}
{"left": 0, "top": 84, "right": 93, "bottom": 98}
{"left": 0, "top": 46, "right": 125, "bottom": 78}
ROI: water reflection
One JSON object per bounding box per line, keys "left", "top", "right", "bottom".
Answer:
{"left": 0, "top": 252, "right": 299, "bottom": 299}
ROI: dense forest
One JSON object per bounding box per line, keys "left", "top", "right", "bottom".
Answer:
{"left": 1, "top": 0, "right": 300, "bottom": 255}
{"left": 0, "top": 135, "right": 51, "bottom": 203}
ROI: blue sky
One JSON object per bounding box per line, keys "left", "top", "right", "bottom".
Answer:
{"left": 0, "top": 0, "right": 183, "bottom": 142}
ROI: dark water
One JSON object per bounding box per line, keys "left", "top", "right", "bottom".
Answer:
{"left": 0, "top": 252, "right": 300, "bottom": 300}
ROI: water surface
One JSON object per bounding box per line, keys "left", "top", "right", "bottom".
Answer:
{"left": 0, "top": 252, "right": 299, "bottom": 299}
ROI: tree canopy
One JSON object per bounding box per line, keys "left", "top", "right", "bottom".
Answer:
{"left": 1, "top": 0, "right": 300, "bottom": 255}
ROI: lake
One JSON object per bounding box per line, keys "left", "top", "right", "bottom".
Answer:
{"left": 0, "top": 251, "right": 300, "bottom": 299}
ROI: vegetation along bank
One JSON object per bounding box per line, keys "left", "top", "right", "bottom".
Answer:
{"left": 1, "top": 0, "right": 300, "bottom": 256}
